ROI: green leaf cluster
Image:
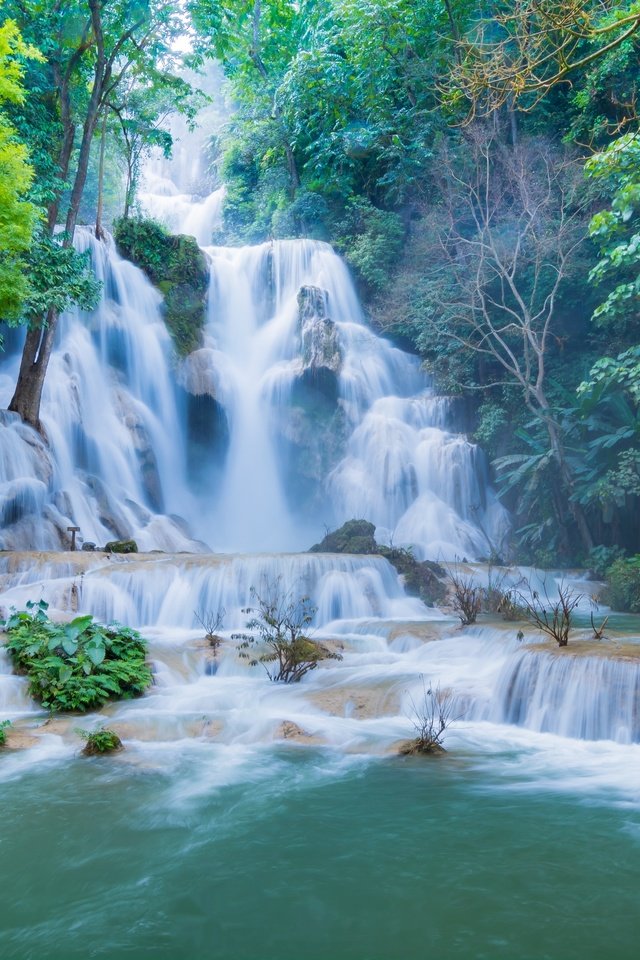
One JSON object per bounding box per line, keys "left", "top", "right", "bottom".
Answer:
{"left": 602, "top": 555, "right": 640, "bottom": 612}
{"left": 0, "top": 719, "right": 11, "bottom": 747}
{"left": 77, "top": 727, "right": 123, "bottom": 755}
{"left": 2, "top": 600, "right": 152, "bottom": 712}
{"left": 0, "top": 19, "right": 40, "bottom": 323}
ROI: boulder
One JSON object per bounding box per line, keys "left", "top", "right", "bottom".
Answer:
{"left": 105, "top": 539, "right": 138, "bottom": 554}
{"left": 310, "top": 519, "right": 377, "bottom": 555}
{"left": 297, "top": 285, "right": 342, "bottom": 395}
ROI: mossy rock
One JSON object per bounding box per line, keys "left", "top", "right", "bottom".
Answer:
{"left": 310, "top": 519, "right": 377, "bottom": 554}
{"left": 80, "top": 728, "right": 124, "bottom": 756}
{"left": 105, "top": 539, "right": 138, "bottom": 554}
{"left": 309, "top": 521, "right": 447, "bottom": 606}
{"left": 114, "top": 218, "right": 209, "bottom": 357}
{"left": 379, "top": 548, "right": 447, "bottom": 606}
{"left": 399, "top": 738, "right": 446, "bottom": 757}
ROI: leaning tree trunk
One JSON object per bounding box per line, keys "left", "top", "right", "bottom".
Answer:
{"left": 8, "top": 87, "right": 103, "bottom": 431}
{"left": 95, "top": 110, "right": 107, "bottom": 240}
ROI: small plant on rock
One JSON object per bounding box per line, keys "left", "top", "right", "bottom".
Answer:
{"left": 194, "top": 607, "right": 226, "bottom": 658}
{"left": 233, "top": 579, "right": 342, "bottom": 683}
{"left": 78, "top": 727, "right": 123, "bottom": 756}
{"left": 400, "top": 680, "right": 460, "bottom": 756}
{"left": 446, "top": 563, "right": 483, "bottom": 625}
{"left": 519, "top": 579, "right": 581, "bottom": 647}
{"left": 0, "top": 720, "right": 11, "bottom": 747}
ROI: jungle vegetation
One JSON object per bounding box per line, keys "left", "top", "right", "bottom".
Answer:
{"left": 0, "top": 0, "right": 639, "bottom": 576}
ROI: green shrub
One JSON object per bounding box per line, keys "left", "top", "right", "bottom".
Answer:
{"left": 333, "top": 198, "right": 404, "bottom": 298}
{"left": 0, "top": 720, "right": 11, "bottom": 747}
{"left": 2, "top": 600, "right": 152, "bottom": 712}
{"left": 78, "top": 727, "right": 123, "bottom": 755}
{"left": 603, "top": 556, "right": 640, "bottom": 613}
{"left": 586, "top": 545, "right": 625, "bottom": 579}
{"left": 233, "top": 581, "right": 342, "bottom": 683}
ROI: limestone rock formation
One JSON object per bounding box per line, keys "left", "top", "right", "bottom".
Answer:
{"left": 296, "top": 285, "right": 342, "bottom": 393}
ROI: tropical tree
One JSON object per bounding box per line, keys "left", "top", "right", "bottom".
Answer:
{"left": 2, "top": 0, "right": 187, "bottom": 430}
{"left": 449, "top": 0, "right": 640, "bottom": 118}
{"left": 404, "top": 129, "right": 594, "bottom": 552}
{"left": 0, "top": 19, "right": 39, "bottom": 325}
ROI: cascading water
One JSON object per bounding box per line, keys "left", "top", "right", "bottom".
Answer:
{"left": 0, "top": 230, "right": 200, "bottom": 552}
{"left": 0, "top": 179, "right": 508, "bottom": 557}
{"left": 2, "top": 117, "right": 638, "bottom": 812}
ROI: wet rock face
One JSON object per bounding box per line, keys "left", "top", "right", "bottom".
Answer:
{"left": 175, "top": 351, "right": 230, "bottom": 494}
{"left": 114, "top": 389, "right": 163, "bottom": 513}
{"left": 176, "top": 349, "right": 219, "bottom": 399}
{"left": 297, "top": 285, "right": 342, "bottom": 396}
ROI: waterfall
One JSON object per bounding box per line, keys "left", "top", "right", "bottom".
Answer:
{"left": 485, "top": 647, "right": 640, "bottom": 743}
{"left": 0, "top": 127, "right": 510, "bottom": 558}
{"left": 0, "top": 231, "right": 201, "bottom": 553}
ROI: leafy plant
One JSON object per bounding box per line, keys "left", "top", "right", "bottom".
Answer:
{"left": 77, "top": 727, "right": 123, "bottom": 756}
{"left": 602, "top": 556, "right": 640, "bottom": 612}
{"left": 0, "top": 719, "right": 12, "bottom": 747}
{"left": 2, "top": 600, "right": 152, "bottom": 712}
{"left": 232, "top": 580, "right": 342, "bottom": 683}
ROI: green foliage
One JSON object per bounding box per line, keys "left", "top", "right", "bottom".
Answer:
{"left": 2, "top": 600, "right": 152, "bottom": 712}
{"left": 232, "top": 581, "right": 342, "bottom": 683}
{"left": 114, "top": 217, "right": 209, "bottom": 356}
{"left": 602, "top": 556, "right": 640, "bottom": 612}
{"left": 18, "top": 229, "right": 101, "bottom": 325}
{"left": 78, "top": 727, "right": 123, "bottom": 755}
{"left": 0, "top": 719, "right": 11, "bottom": 746}
{"left": 587, "top": 544, "right": 625, "bottom": 578}
{"left": 333, "top": 199, "right": 404, "bottom": 295}
{"left": 0, "top": 19, "right": 40, "bottom": 324}
{"left": 586, "top": 134, "right": 640, "bottom": 337}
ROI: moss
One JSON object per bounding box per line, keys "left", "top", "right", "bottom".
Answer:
{"left": 399, "top": 738, "right": 446, "bottom": 756}
{"left": 105, "top": 539, "right": 138, "bottom": 554}
{"left": 114, "top": 218, "right": 209, "bottom": 357}
{"left": 310, "top": 520, "right": 378, "bottom": 555}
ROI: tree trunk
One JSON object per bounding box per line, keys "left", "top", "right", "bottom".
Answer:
{"left": 95, "top": 110, "right": 107, "bottom": 239}
{"left": 544, "top": 416, "right": 594, "bottom": 554}
{"left": 9, "top": 80, "right": 103, "bottom": 430}
{"left": 7, "top": 315, "right": 57, "bottom": 432}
